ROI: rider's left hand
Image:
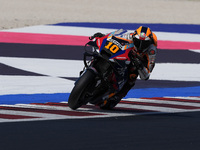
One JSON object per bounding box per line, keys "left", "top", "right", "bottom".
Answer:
{"left": 89, "top": 32, "right": 105, "bottom": 40}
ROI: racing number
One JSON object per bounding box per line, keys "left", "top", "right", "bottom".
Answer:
{"left": 105, "top": 42, "right": 119, "bottom": 53}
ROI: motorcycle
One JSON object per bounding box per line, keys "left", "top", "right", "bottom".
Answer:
{"left": 68, "top": 29, "right": 136, "bottom": 110}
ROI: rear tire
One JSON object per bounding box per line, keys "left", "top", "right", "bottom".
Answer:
{"left": 68, "top": 70, "right": 96, "bottom": 110}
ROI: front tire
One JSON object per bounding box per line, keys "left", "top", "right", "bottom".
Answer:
{"left": 68, "top": 70, "right": 96, "bottom": 110}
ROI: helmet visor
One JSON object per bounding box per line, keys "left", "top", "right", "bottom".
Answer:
{"left": 133, "top": 38, "right": 151, "bottom": 52}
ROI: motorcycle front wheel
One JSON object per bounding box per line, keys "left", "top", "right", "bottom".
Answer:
{"left": 68, "top": 70, "right": 96, "bottom": 110}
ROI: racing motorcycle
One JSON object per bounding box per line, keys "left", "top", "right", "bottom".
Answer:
{"left": 68, "top": 29, "right": 136, "bottom": 110}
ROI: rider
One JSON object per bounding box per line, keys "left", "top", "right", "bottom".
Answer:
{"left": 91, "top": 26, "right": 157, "bottom": 109}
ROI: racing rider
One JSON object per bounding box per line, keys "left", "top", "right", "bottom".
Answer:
{"left": 90, "top": 26, "right": 157, "bottom": 109}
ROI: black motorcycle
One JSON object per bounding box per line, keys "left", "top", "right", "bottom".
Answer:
{"left": 68, "top": 29, "right": 136, "bottom": 110}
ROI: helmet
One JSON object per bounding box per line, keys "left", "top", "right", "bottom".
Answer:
{"left": 132, "top": 26, "right": 153, "bottom": 53}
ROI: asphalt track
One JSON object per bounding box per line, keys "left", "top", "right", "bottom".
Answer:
{"left": 1, "top": 112, "right": 200, "bottom": 150}
{"left": 0, "top": 23, "right": 200, "bottom": 150}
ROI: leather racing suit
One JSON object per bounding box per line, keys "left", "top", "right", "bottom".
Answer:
{"left": 91, "top": 29, "right": 157, "bottom": 109}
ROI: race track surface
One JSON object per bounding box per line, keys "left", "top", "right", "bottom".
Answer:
{"left": 1, "top": 112, "right": 200, "bottom": 150}
{"left": 0, "top": 22, "right": 200, "bottom": 149}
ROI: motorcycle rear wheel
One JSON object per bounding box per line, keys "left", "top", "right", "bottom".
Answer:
{"left": 68, "top": 70, "right": 96, "bottom": 110}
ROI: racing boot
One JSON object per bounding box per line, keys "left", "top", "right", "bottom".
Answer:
{"left": 99, "top": 80, "right": 136, "bottom": 110}
{"left": 99, "top": 95, "right": 121, "bottom": 110}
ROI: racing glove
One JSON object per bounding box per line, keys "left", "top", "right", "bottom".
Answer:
{"left": 89, "top": 32, "right": 105, "bottom": 40}
{"left": 133, "top": 58, "right": 150, "bottom": 80}
{"left": 132, "top": 58, "right": 144, "bottom": 70}
{"left": 128, "top": 50, "right": 144, "bottom": 70}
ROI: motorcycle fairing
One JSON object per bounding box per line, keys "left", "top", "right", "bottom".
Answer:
{"left": 95, "top": 29, "right": 134, "bottom": 61}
